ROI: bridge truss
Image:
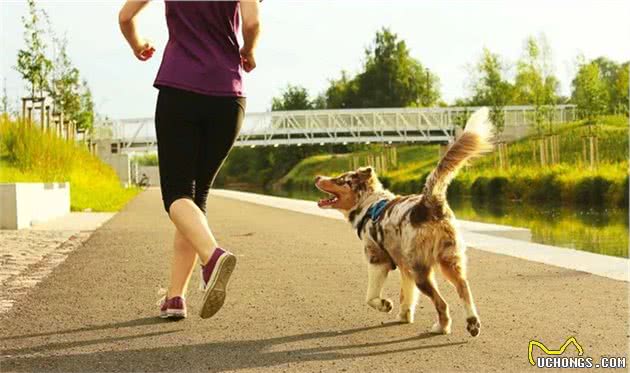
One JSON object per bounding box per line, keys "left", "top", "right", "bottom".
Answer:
{"left": 106, "top": 105, "right": 576, "bottom": 152}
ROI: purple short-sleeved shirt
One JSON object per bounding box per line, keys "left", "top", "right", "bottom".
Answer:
{"left": 154, "top": 1, "right": 244, "bottom": 97}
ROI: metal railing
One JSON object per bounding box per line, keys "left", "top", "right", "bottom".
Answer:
{"left": 101, "top": 105, "right": 577, "bottom": 151}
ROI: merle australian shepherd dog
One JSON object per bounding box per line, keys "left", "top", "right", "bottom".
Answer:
{"left": 315, "top": 108, "right": 493, "bottom": 337}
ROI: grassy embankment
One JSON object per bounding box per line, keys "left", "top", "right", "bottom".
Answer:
{"left": 0, "top": 117, "right": 138, "bottom": 211}
{"left": 280, "top": 115, "right": 629, "bottom": 208}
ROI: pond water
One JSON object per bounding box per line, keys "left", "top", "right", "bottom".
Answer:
{"left": 226, "top": 185, "right": 629, "bottom": 258}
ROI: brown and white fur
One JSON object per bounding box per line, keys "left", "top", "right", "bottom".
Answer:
{"left": 315, "top": 107, "right": 493, "bottom": 337}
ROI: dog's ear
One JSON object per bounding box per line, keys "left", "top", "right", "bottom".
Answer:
{"left": 357, "top": 166, "right": 374, "bottom": 178}
{"left": 353, "top": 167, "right": 377, "bottom": 187}
{"left": 350, "top": 166, "right": 380, "bottom": 192}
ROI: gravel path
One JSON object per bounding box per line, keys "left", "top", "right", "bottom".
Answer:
{"left": 0, "top": 189, "right": 627, "bottom": 372}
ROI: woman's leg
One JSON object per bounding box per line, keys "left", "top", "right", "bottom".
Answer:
{"left": 167, "top": 229, "right": 197, "bottom": 297}
{"left": 168, "top": 199, "right": 216, "bottom": 265}
{"left": 155, "top": 88, "right": 245, "bottom": 319}
{"left": 171, "top": 97, "right": 245, "bottom": 266}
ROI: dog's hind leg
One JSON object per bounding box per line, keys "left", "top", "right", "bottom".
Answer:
{"left": 439, "top": 253, "right": 481, "bottom": 337}
{"left": 365, "top": 263, "right": 393, "bottom": 313}
{"left": 398, "top": 270, "right": 419, "bottom": 323}
{"left": 414, "top": 266, "right": 451, "bottom": 334}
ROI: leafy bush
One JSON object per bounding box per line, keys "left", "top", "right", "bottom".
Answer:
{"left": 471, "top": 177, "right": 490, "bottom": 201}
{"left": 575, "top": 176, "right": 613, "bottom": 206}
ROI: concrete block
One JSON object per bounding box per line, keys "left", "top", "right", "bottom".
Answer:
{"left": 0, "top": 182, "right": 70, "bottom": 229}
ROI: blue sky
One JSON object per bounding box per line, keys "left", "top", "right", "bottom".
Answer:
{"left": 1, "top": 0, "right": 629, "bottom": 119}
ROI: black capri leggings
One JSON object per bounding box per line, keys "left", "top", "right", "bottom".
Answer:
{"left": 155, "top": 87, "right": 246, "bottom": 213}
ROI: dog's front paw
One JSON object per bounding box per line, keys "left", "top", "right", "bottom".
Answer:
{"left": 430, "top": 320, "right": 452, "bottom": 335}
{"left": 397, "top": 308, "right": 414, "bottom": 323}
{"left": 367, "top": 298, "right": 393, "bottom": 313}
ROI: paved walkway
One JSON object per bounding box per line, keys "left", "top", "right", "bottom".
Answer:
{"left": 0, "top": 190, "right": 627, "bottom": 372}
{"left": 211, "top": 189, "right": 630, "bottom": 282}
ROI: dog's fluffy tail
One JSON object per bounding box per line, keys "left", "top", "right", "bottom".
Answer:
{"left": 422, "top": 107, "right": 493, "bottom": 198}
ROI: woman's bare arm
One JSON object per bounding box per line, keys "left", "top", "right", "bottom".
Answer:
{"left": 119, "top": 0, "right": 155, "bottom": 61}
{"left": 240, "top": 0, "right": 261, "bottom": 72}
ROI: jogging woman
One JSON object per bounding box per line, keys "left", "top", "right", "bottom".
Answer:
{"left": 119, "top": 0, "right": 260, "bottom": 319}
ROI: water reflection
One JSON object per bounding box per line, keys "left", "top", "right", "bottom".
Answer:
{"left": 226, "top": 185, "right": 629, "bottom": 258}
{"left": 449, "top": 197, "right": 628, "bottom": 257}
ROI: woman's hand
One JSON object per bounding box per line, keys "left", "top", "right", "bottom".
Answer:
{"left": 240, "top": 0, "right": 260, "bottom": 73}
{"left": 240, "top": 48, "right": 256, "bottom": 72}
{"left": 119, "top": 0, "right": 152, "bottom": 61}
{"left": 132, "top": 39, "right": 156, "bottom": 61}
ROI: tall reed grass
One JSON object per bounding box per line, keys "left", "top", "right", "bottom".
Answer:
{"left": 0, "top": 117, "right": 138, "bottom": 211}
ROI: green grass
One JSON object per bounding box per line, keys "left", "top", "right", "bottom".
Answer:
{"left": 473, "top": 115, "right": 628, "bottom": 169}
{"left": 280, "top": 144, "right": 441, "bottom": 187}
{"left": 133, "top": 153, "right": 158, "bottom": 166}
{"left": 281, "top": 115, "right": 629, "bottom": 208}
{"left": 0, "top": 117, "right": 138, "bottom": 211}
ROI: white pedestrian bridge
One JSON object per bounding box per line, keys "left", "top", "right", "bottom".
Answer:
{"left": 105, "top": 105, "right": 576, "bottom": 151}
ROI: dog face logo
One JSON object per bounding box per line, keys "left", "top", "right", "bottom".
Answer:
{"left": 528, "top": 337, "right": 584, "bottom": 366}
{"left": 315, "top": 167, "right": 381, "bottom": 211}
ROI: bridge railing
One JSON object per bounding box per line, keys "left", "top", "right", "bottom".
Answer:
{"left": 239, "top": 109, "right": 456, "bottom": 146}
{"left": 101, "top": 105, "right": 576, "bottom": 150}
{"left": 241, "top": 105, "right": 576, "bottom": 131}
{"left": 237, "top": 105, "right": 576, "bottom": 146}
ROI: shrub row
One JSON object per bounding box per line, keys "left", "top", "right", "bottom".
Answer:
{"left": 387, "top": 172, "right": 627, "bottom": 208}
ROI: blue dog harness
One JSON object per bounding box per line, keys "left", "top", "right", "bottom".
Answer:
{"left": 356, "top": 199, "right": 389, "bottom": 239}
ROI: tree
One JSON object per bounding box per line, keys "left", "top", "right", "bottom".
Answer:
{"left": 468, "top": 48, "right": 514, "bottom": 169}
{"left": 357, "top": 28, "right": 440, "bottom": 107}
{"left": 50, "top": 34, "right": 81, "bottom": 120}
{"left": 74, "top": 80, "right": 94, "bottom": 131}
{"left": 571, "top": 58, "right": 609, "bottom": 168}
{"left": 323, "top": 71, "right": 357, "bottom": 109}
{"left": 612, "top": 62, "right": 629, "bottom": 115}
{"left": 271, "top": 85, "right": 314, "bottom": 111}
{"left": 323, "top": 28, "right": 440, "bottom": 109}
{"left": 592, "top": 57, "right": 628, "bottom": 113}
{"left": 311, "top": 94, "right": 327, "bottom": 109}
{"left": 571, "top": 59, "right": 609, "bottom": 126}
{"left": 513, "top": 35, "right": 561, "bottom": 166}
{"left": 15, "top": 0, "right": 52, "bottom": 98}
{"left": 513, "top": 35, "right": 559, "bottom": 135}
{"left": 470, "top": 48, "right": 513, "bottom": 138}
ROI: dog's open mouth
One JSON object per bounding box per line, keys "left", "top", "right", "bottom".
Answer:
{"left": 317, "top": 192, "right": 339, "bottom": 208}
